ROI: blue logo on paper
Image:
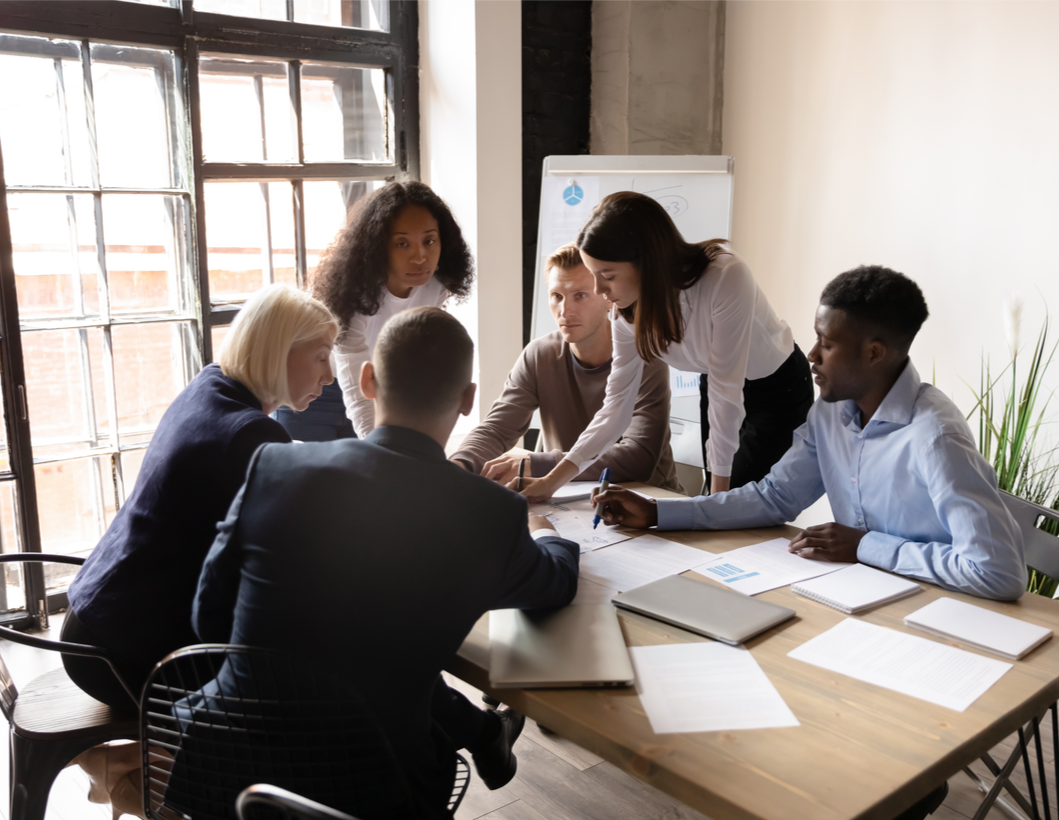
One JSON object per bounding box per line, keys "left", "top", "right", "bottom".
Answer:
{"left": 563, "top": 184, "right": 584, "bottom": 206}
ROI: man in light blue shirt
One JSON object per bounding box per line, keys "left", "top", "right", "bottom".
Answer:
{"left": 594, "top": 265, "right": 1026, "bottom": 602}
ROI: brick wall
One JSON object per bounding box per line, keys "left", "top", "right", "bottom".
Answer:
{"left": 522, "top": 0, "right": 592, "bottom": 344}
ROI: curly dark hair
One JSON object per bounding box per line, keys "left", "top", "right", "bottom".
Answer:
{"left": 310, "top": 181, "right": 475, "bottom": 328}
{"left": 820, "top": 265, "right": 929, "bottom": 350}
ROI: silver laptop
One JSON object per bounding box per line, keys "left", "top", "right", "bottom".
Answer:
{"left": 612, "top": 575, "right": 796, "bottom": 645}
{"left": 489, "top": 604, "right": 635, "bottom": 689}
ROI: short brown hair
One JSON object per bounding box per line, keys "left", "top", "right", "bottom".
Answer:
{"left": 373, "top": 307, "right": 473, "bottom": 418}
{"left": 577, "top": 192, "right": 725, "bottom": 363}
{"left": 546, "top": 242, "right": 584, "bottom": 273}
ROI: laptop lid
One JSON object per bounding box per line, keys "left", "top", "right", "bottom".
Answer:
{"left": 489, "top": 604, "right": 635, "bottom": 689}
{"left": 612, "top": 575, "right": 795, "bottom": 645}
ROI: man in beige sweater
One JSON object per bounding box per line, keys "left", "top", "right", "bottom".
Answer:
{"left": 451, "top": 244, "right": 682, "bottom": 492}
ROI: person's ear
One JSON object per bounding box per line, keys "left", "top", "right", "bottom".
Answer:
{"left": 359, "top": 361, "right": 377, "bottom": 400}
{"left": 866, "top": 338, "right": 887, "bottom": 366}
{"left": 459, "top": 382, "right": 477, "bottom": 417}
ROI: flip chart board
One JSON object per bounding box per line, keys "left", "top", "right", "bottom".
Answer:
{"left": 531, "top": 155, "right": 736, "bottom": 469}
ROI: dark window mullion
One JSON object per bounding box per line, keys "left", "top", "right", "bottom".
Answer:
{"left": 293, "top": 178, "right": 306, "bottom": 289}
{"left": 186, "top": 37, "right": 212, "bottom": 363}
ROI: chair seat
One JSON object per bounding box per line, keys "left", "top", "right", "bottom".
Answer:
{"left": 12, "top": 667, "right": 138, "bottom": 740}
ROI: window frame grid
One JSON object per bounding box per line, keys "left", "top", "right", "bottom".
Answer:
{"left": 0, "top": 0, "right": 418, "bottom": 627}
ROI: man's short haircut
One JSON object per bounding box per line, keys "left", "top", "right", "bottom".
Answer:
{"left": 547, "top": 243, "right": 585, "bottom": 274}
{"left": 373, "top": 307, "right": 473, "bottom": 418}
{"left": 820, "top": 265, "right": 930, "bottom": 351}
{"left": 219, "top": 284, "right": 339, "bottom": 409}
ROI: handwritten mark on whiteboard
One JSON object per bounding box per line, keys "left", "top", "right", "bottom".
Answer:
{"left": 632, "top": 180, "right": 691, "bottom": 219}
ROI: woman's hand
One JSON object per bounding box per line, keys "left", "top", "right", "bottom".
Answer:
{"left": 590, "top": 485, "right": 658, "bottom": 529}
{"left": 710, "top": 474, "right": 731, "bottom": 494}
{"left": 483, "top": 453, "right": 525, "bottom": 484}
{"left": 506, "top": 475, "right": 557, "bottom": 503}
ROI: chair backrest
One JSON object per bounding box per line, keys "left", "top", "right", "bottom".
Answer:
{"left": 1000, "top": 490, "right": 1059, "bottom": 580}
{"left": 141, "top": 644, "right": 419, "bottom": 820}
{"left": 236, "top": 784, "right": 359, "bottom": 820}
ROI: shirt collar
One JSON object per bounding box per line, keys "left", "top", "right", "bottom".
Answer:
{"left": 840, "top": 358, "right": 920, "bottom": 431}
{"left": 364, "top": 425, "right": 448, "bottom": 463}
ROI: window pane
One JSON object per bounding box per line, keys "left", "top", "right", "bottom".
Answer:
{"left": 8, "top": 192, "right": 102, "bottom": 320}
{"left": 91, "top": 44, "right": 185, "bottom": 189}
{"left": 0, "top": 482, "right": 26, "bottom": 612}
{"left": 103, "top": 194, "right": 193, "bottom": 314}
{"left": 303, "top": 180, "right": 383, "bottom": 275}
{"left": 301, "top": 63, "right": 388, "bottom": 162}
{"left": 120, "top": 448, "right": 148, "bottom": 501}
{"left": 211, "top": 323, "right": 232, "bottom": 362}
{"left": 36, "top": 456, "right": 116, "bottom": 561}
{"left": 199, "top": 55, "right": 296, "bottom": 162}
{"left": 292, "top": 0, "right": 389, "bottom": 31}
{"left": 112, "top": 321, "right": 194, "bottom": 447}
{"left": 268, "top": 182, "right": 298, "bottom": 287}
{"left": 194, "top": 0, "right": 287, "bottom": 21}
{"left": 23, "top": 327, "right": 109, "bottom": 458}
{"left": 0, "top": 38, "right": 92, "bottom": 187}
{"left": 205, "top": 182, "right": 270, "bottom": 302}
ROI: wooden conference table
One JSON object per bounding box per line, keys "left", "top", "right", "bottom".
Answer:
{"left": 446, "top": 483, "right": 1059, "bottom": 820}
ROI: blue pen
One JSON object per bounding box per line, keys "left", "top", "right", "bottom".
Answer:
{"left": 592, "top": 467, "right": 613, "bottom": 529}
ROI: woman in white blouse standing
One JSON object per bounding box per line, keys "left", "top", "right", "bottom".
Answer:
{"left": 310, "top": 181, "right": 475, "bottom": 438}
{"left": 521, "top": 191, "right": 813, "bottom": 500}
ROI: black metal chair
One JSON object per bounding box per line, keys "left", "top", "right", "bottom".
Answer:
{"left": 140, "top": 644, "right": 470, "bottom": 820}
{"left": 0, "top": 553, "right": 139, "bottom": 820}
{"left": 960, "top": 492, "right": 1059, "bottom": 820}
{"left": 236, "top": 784, "right": 360, "bottom": 820}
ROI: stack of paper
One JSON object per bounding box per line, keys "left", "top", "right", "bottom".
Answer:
{"left": 548, "top": 481, "right": 597, "bottom": 502}
{"left": 904, "top": 598, "right": 1053, "bottom": 660}
{"left": 529, "top": 497, "right": 633, "bottom": 553}
{"left": 791, "top": 564, "right": 921, "bottom": 614}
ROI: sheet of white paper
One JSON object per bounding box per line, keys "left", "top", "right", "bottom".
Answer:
{"left": 579, "top": 534, "right": 715, "bottom": 591}
{"left": 788, "top": 618, "right": 1012, "bottom": 712}
{"left": 529, "top": 497, "right": 633, "bottom": 553}
{"left": 694, "top": 538, "right": 852, "bottom": 595}
{"left": 548, "top": 481, "right": 597, "bottom": 502}
{"left": 570, "top": 576, "right": 620, "bottom": 606}
{"left": 630, "top": 643, "right": 799, "bottom": 734}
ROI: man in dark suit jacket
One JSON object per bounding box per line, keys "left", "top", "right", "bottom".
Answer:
{"left": 193, "top": 307, "right": 579, "bottom": 818}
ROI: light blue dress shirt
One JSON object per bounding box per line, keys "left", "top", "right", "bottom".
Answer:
{"left": 656, "top": 360, "right": 1027, "bottom": 600}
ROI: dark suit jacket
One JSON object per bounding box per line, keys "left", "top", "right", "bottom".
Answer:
{"left": 68, "top": 363, "right": 290, "bottom": 671}
{"left": 193, "top": 425, "right": 579, "bottom": 816}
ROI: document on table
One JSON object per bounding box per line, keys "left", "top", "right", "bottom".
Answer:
{"left": 630, "top": 643, "right": 799, "bottom": 734}
{"left": 579, "top": 534, "right": 715, "bottom": 592}
{"left": 788, "top": 618, "right": 1012, "bottom": 712}
{"left": 548, "top": 481, "right": 597, "bottom": 502}
{"left": 529, "top": 497, "right": 633, "bottom": 553}
{"left": 694, "top": 537, "right": 851, "bottom": 595}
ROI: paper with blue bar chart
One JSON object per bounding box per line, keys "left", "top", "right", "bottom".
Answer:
{"left": 694, "top": 538, "right": 852, "bottom": 596}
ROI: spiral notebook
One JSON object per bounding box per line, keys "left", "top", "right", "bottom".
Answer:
{"left": 791, "top": 564, "right": 921, "bottom": 614}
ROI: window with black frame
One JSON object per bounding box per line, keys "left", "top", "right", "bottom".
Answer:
{"left": 0, "top": 0, "right": 418, "bottom": 626}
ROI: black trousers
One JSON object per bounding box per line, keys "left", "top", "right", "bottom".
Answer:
{"left": 61, "top": 608, "right": 149, "bottom": 708}
{"left": 700, "top": 344, "right": 814, "bottom": 491}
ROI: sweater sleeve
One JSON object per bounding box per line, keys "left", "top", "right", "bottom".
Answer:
{"left": 450, "top": 346, "right": 539, "bottom": 473}
{"left": 332, "top": 317, "right": 375, "bottom": 439}
{"left": 564, "top": 312, "right": 644, "bottom": 472}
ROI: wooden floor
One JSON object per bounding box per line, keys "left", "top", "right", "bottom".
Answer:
{"left": 0, "top": 614, "right": 1052, "bottom": 820}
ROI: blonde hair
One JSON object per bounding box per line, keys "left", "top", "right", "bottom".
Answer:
{"left": 219, "top": 285, "right": 339, "bottom": 409}
{"left": 546, "top": 242, "right": 584, "bottom": 273}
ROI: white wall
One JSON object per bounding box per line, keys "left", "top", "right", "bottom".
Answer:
{"left": 419, "top": 0, "right": 523, "bottom": 426}
{"left": 723, "top": 1, "right": 1059, "bottom": 426}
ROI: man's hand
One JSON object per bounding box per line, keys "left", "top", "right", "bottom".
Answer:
{"left": 591, "top": 485, "right": 658, "bottom": 529}
{"left": 483, "top": 453, "right": 524, "bottom": 483}
{"left": 528, "top": 513, "right": 554, "bottom": 533}
{"left": 506, "top": 475, "right": 555, "bottom": 503}
{"left": 788, "top": 522, "right": 866, "bottom": 563}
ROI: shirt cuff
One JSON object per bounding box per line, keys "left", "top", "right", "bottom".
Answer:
{"left": 531, "top": 528, "right": 561, "bottom": 541}
{"left": 655, "top": 498, "right": 699, "bottom": 531}
{"left": 856, "top": 530, "right": 904, "bottom": 570}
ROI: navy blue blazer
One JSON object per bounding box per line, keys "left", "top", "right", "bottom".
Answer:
{"left": 193, "top": 425, "right": 580, "bottom": 815}
{"left": 68, "top": 364, "right": 290, "bottom": 670}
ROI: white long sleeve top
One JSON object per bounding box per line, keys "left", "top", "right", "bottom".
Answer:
{"left": 565, "top": 250, "right": 794, "bottom": 477}
{"left": 333, "top": 277, "right": 449, "bottom": 438}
